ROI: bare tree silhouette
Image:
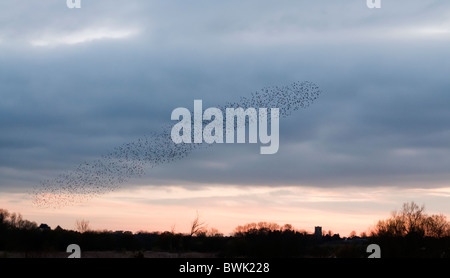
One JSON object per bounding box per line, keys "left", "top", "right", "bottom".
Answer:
{"left": 189, "top": 211, "right": 207, "bottom": 236}
{"left": 0, "top": 209, "right": 9, "bottom": 226}
{"left": 206, "top": 227, "right": 223, "bottom": 237}
{"left": 425, "top": 214, "right": 449, "bottom": 238}
{"left": 76, "top": 219, "right": 90, "bottom": 233}
{"left": 372, "top": 201, "right": 450, "bottom": 238}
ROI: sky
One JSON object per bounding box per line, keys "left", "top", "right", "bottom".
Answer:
{"left": 1, "top": 0, "right": 450, "bottom": 236}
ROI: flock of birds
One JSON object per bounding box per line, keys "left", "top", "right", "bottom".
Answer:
{"left": 32, "top": 81, "right": 321, "bottom": 208}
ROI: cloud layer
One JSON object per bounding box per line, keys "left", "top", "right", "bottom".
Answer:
{"left": 1, "top": 0, "right": 450, "bottom": 199}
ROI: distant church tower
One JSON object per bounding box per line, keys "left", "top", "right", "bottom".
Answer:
{"left": 314, "top": 226, "right": 322, "bottom": 237}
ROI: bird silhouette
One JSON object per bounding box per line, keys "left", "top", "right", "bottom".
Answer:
{"left": 32, "top": 81, "right": 321, "bottom": 208}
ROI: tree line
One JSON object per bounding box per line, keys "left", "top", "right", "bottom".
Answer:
{"left": 0, "top": 202, "right": 449, "bottom": 258}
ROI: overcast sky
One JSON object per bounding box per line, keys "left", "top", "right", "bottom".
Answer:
{"left": 1, "top": 0, "right": 450, "bottom": 234}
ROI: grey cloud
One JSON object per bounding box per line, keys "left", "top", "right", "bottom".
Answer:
{"left": 1, "top": 0, "right": 450, "bottom": 193}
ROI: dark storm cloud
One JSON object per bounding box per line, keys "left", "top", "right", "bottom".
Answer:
{"left": 1, "top": 0, "right": 450, "bottom": 194}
